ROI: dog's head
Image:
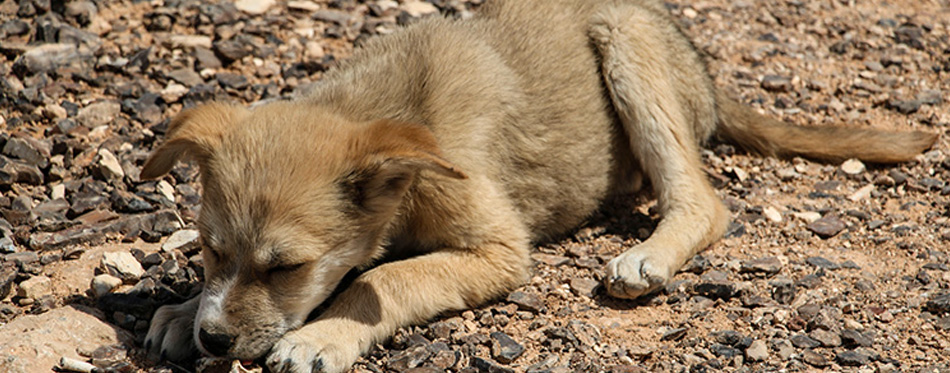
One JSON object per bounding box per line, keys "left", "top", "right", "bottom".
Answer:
{"left": 141, "top": 102, "right": 465, "bottom": 359}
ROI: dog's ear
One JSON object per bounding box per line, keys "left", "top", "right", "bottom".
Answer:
{"left": 140, "top": 103, "right": 249, "bottom": 180}
{"left": 345, "top": 120, "right": 467, "bottom": 212}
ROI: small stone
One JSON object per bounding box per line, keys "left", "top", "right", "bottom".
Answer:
{"left": 809, "top": 329, "right": 841, "bottom": 347}
{"left": 693, "top": 281, "right": 735, "bottom": 299}
{"left": 773, "top": 339, "right": 794, "bottom": 360}
{"left": 97, "top": 149, "right": 124, "bottom": 181}
{"left": 569, "top": 278, "right": 599, "bottom": 298}
{"left": 168, "top": 35, "right": 213, "bottom": 49}
{"left": 925, "top": 293, "right": 950, "bottom": 314}
{"left": 805, "top": 256, "right": 839, "bottom": 270}
{"left": 90, "top": 274, "right": 122, "bottom": 297}
{"left": 740, "top": 257, "right": 783, "bottom": 276}
{"left": 769, "top": 277, "right": 796, "bottom": 305}
{"left": 840, "top": 329, "right": 873, "bottom": 348}
{"left": 532, "top": 253, "right": 569, "bottom": 266}
{"left": 166, "top": 68, "right": 204, "bottom": 87}
{"left": 848, "top": 184, "right": 874, "bottom": 202}
{"left": 162, "top": 229, "right": 200, "bottom": 254}
{"left": 793, "top": 211, "right": 822, "bottom": 223}
{"left": 401, "top": 1, "right": 439, "bottom": 17}
{"left": 76, "top": 101, "right": 120, "bottom": 128}
{"left": 216, "top": 72, "right": 249, "bottom": 90}
{"left": 790, "top": 334, "right": 820, "bottom": 348}
{"left": 100, "top": 251, "right": 145, "bottom": 282}
{"left": 13, "top": 43, "right": 89, "bottom": 75}
{"left": 744, "top": 340, "right": 768, "bottom": 362}
{"left": 160, "top": 82, "right": 189, "bottom": 103}
{"left": 17, "top": 275, "right": 52, "bottom": 299}
{"left": 490, "top": 332, "right": 524, "bottom": 364}
{"left": 835, "top": 351, "right": 870, "bottom": 367}
{"left": 801, "top": 349, "right": 830, "bottom": 367}
{"left": 710, "top": 330, "right": 743, "bottom": 346}
{"left": 761, "top": 75, "right": 792, "bottom": 92}
{"left": 762, "top": 206, "right": 782, "bottom": 223}
{"left": 470, "top": 357, "right": 513, "bottom": 373}
{"left": 806, "top": 215, "right": 846, "bottom": 238}
{"left": 235, "top": 0, "right": 276, "bottom": 15}
{"left": 840, "top": 158, "right": 865, "bottom": 175}
{"left": 0, "top": 264, "right": 16, "bottom": 299}
{"left": 507, "top": 291, "right": 543, "bottom": 312}
{"left": 660, "top": 327, "right": 687, "bottom": 341}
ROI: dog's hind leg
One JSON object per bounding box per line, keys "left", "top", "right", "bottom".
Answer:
{"left": 589, "top": 3, "right": 730, "bottom": 299}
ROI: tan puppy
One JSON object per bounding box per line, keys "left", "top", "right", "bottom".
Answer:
{"left": 142, "top": 0, "right": 937, "bottom": 372}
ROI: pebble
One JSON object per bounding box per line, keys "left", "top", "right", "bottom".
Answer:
{"left": 659, "top": 327, "right": 687, "bottom": 342}
{"left": 761, "top": 75, "right": 793, "bottom": 92}
{"left": 470, "top": 356, "right": 513, "bottom": 373}
{"left": 835, "top": 350, "right": 870, "bottom": 366}
{"left": 805, "top": 256, "right": 839, "bottom": 270}
{"left": 100, "top": 251, "right": 145, "bottom": 282}
{"left": 490, "top": 331, "right": 524, "bottom": 364}
{"left": 740, "top": 257, "right": 782, "bottom": 276}
{"left": 808, "top": 328, "right": 841, "bottom": 347}
{"left": 744, "top": 339, "right": 768, "bottom": 362}
{"left": 235, "top": 0, "right": 276, "bottom": 15}
{"left": 840, "top": 328, "right": 873, "bottom": 348}
{"left": 169, "top": 35, "right": 213, "bottom": 49}
{"left": 17, "top": 275, "right": 52, "bottom": 299}
{"left": 569, "top": 278, "right": 599, "bottom": 298}
{"left": 162, "top": 229, "right": 200, "bottom": 254}
{"left": 762, "top": 206, "right": 782, "bottom": 223}
{"left": 507, "top": 290, "right": 543, "bottom": 312}
{"left": 97, "top": 149, "right": 125, "bottom": 181}
{"left": 801, "top": 349, "right": 830, "bottom": 367}
{"left": 806, "top": 215, "right": 846, "bottom": 238}
{"left": 76, "top": 101, "right": 120, "bottom": 128}
{"left": 692, "top": 281, "right": 735, "bottom": 299}
{"left": 925, "top": 293, "right": 950, "bottom": 314}
{"left": 13, "top": 43, "right": 86, "bottom": 74}
{"left": 793, "top": 211, "right": 822, "bottom": 223}
{"left": 401, "top": 1, "right": 439, "bottom": 17}
{"left": 789, "top": 333, "right": 820, "bottom": 349}
{"left": 91, "top": 274, "right": 122, "bottom": 297}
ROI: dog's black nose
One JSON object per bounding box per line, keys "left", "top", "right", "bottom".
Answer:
{"left": 199, "top": 328, "right": 234, "bottom": 357}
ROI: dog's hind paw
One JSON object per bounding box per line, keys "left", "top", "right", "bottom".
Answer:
{"left": 145, "top": 295, "right": 201, "bottom": 362}
{"left": 604, "top": 247, "right": 675, "bottom": 299}
{"left": 266, "top": 321, "right": 361, "bottom": 373}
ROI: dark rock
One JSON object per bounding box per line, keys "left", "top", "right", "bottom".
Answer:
{"left": 13, "top": 43, "right": 92, "bottom": 76}
{"left": 895, "top": 24, "right": 924, "bottom": 49}
{"left": 470, "top": 357, "right": 513, "bottom": 373}
{"left": 0, "top": 263, "right": 16, "bottom": 299}
{"left": 0, "top": 156, "right": 43, "bottom": 186}
{"left": 215, "top": 72, "right": 248, "bottom": 89}
{"left": 769, "top": 276, "right": 795, "bottom": 304}
{"left": 789, "top": 334, "right": 820, "bottom": 349}
{"left": 801, "top": 349, "right": 830, "bottom": 367}
{"left": 709, "top": 343, "right": 740, "bottom": 358}
{"left": 569, "top": 277, "right": 599, "bottom": 298}
{"left": 692, "top": 281, "right": 735, "bottom": 299}
{"left": 660, "top": 327, "right": 687, "bottom": 341}
{"left": 194, "top": 46, "right": 222, "bottom": 70}
{"left": 3, "top": 137, "right": 49, "bottom": 168}
{"left": 710, "top": 330, "right": 743, "bottom": 346}
{"left": 809, "top": 329, "right": 841, "bottom": 347}
{"left": 507, "top": 290, "right": 543, "bottom": 312}
{"left": 213, "top": 38, "right": 253, "bottom": 63}
{"left": 835, "top": 350, "right": 870, "bottom": 366}
{"left": 387, "top": 345, "right": 431, "bottom": 372}
{"left": 886, "top": 99, "right": 922, "bottom": 114}
{"left": 805, "top": 256, "right": 839, "bottom": 270}
{"left": 925, "top": 293, "right": 950, "bottom": 314}
{"left": 490, "top": 332, "right": 524, "bottom": 364}
{"left": 681, "top": 255, "right": 709, "bottom": 274}
{"left": 110, "top": 190, "right": 154, "bottom": 213}
{"left": 840, "top": 329, "right": 873, "bottom": 348}
{"left": 806, "top": 215, "right": 846, "bottom": 238}
{"left": 165, "top": 68, "right": 203, "bottom": 87}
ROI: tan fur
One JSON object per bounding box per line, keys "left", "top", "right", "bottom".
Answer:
{"left": 143, "top": 0, "right": 936, "bottom": 371}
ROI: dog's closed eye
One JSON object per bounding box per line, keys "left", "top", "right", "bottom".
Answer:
{"left": 267, "top": 262, "right": 306, "bottom": 275}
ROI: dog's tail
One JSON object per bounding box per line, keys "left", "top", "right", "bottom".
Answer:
{"left": 714, "top": 91, "right": 938, "bottom": 163}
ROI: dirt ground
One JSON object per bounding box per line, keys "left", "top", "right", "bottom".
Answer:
{"left": 1, "top": 0, "right": 949, "bottom": 372}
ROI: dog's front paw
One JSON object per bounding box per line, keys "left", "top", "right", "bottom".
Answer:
{"left": 266, "top": 322, "right": 361, "bottom": 373}
{"left": 145, "top": 295, "right": 200, "bottom": 362}
{"left": 605, "top": 246, "right": 676, "bottom": 299}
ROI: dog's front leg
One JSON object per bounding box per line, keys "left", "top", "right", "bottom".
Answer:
{"left": 145, "top": 293, "right": 201, "bottom": 362}
{"left": 266, "top": 242, "right": 530, "bottom": 373}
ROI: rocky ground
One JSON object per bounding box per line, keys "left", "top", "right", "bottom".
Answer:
{"left": 1, "top": 0, "right": 949, "bottom": 372}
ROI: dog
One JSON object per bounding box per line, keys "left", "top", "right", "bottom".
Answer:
{"left": 141, "top": 0, "right": 938, "bottom": 371}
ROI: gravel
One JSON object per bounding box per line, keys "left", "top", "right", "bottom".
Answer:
{"left": 0, "top": 0, "right": 948, "bottom": 372}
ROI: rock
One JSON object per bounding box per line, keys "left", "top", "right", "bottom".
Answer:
{"left": 840, "top": 158, "right": 865, "bottom": 175}
{"left": 762, "top": 206, "right": 782, "bottom": 223}
{"left": 0, "top": 306, "right": 132, "bottom": 373}
{"left": 160, "top": 82, "right": 189, "bottom": 103}
{"left": 235, "top": 0, "right": 276, "bottom": 15}
{"left": 16, "top": 275, "right": 52, "bottom": 299}
{"left": 569, "top": 277, "right": 599, "bottom": 298}
{"left": 76, "top": 101, "right": 120, "bottom": 128}
{"left": 925, "top": 293, "right": 950, "bottom": 314}
{"left": 848, "top": 184, "right": 874, "bottom": 202}
{"left": 3, "top": 137, "right": 49, "bottom": 168}
{"left": 801, "top": 349, "right": 830, "bottom": 367}
{"left": 97, "top": 149, "right": 124, "bottom": 181}
{"left": 835, "top": 350, "right": 870, "bottom": 366}
{"left": 13, "top": 43, "right": 89, "bottom": 75}
{"left": 692, "top": 281, "right": 735, "bottom": 299}
{"left": 840, "top": 329, "right": 873, "bottom": 348}
{"left": 805, "top": 256, "right": 839, "bottom": 270}
{"left": 166, "top": 68, "right": 204, "bottom": 87}
{"left": 531, "top": 253, "right": 569, "bottom": 266}
{"left": 744, "top": 339, "right": 768, "bottom": 362}
{"left": 401, "top": 1, "right": 439, "bottom": 17}
{"left": 90, "top": 274, "right": 122, "bottom": 297}
{"left": 761, "top": 75, "right": 792, "bottom": 92}
{"left": 470, "top": 356, "right": 514, "bottom": 373}
{"left": 660, "top": 327, "right": 687, "bottom": 341}
{"left": 162, "top": 229, "right": 200, "bottom": 254}
{"left": 507, "top": 290, "right": 543, "bottom": 312}
{"left": 0, "top": 264, "right": 16, "bottom": 299}
{"left": 100, "top": 251, "right": 145, "bottom": 282}
{"left": 769, "top": 277, "right": 795, "bottom": 304}
{"left": 168, "top": 35, "right": 213, "bottom": 49}
{"left": 789, "top": 334, "right": 820, "bottom": 348}
{"left": 740, "top": 257, "right": 782, "bottom": 276}
{"left": 806, "top": 216, "right": 846, "bottom": 238}
{"left": 809, "top": 329, "right": 841, "bottom": 347}
{"left": 490, "top": 331, "right": 524, "bottom": 364}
